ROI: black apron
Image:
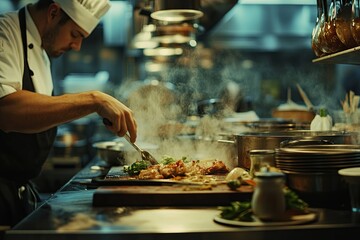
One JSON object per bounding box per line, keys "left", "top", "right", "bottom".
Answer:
{"left": 0, "top": 7, "right": 57, "bottom": 227}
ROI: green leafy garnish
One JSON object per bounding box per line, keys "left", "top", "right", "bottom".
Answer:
{"left": 218, "top": 201, "right": 253, "bottom": 221}
{"left": 218, "top": 188, "right": 309, "bottom": 222}
{"left": 227, "top": 179, "right": 242, "bottom": 190}
{"left": 284, "top": 187, "right": 308, "bottom": 212}
{"left": 160, "top": 156, "right": 177, "bottom": 165}
{"left": 123, "top": 160, "right": 150, "bottom": 175}
{"left": 160, "top": 156, "right": 190, "bottom": 165}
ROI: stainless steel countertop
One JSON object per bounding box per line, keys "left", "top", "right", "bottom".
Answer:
{"left": 4, "top": 159, "right": 360, "bottom": 240}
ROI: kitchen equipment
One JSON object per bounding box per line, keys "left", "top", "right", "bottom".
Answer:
{"left": 102, "top": 118, "right": 158, "bottom": 165}
{"left": 284, "top": 171, "right": 344, "bottom": 193}
{"left": 136, "top": 2, "right": 204, "bottom": 47}
{"left": 272, "top": 109, "right": 315, "bottom": 123}
{"left": 223, "top": 118, "right": 309, "bottom": 133}
{"left": 321, "top": 0, "right": 346, "bottom": 54}
{"left": 341, "top": 90, "right": 360, "bottom": 115}
{"left": 51, "top": 130, "right": 87, "bottom": 168}
{"left": 272, "top": 87, "right": 315, "bottom": 123}
{"left": 92, "top": 184, "right": 252, "bottom": 207}
{"left": 244, "top": 120, "right": 305, "bottom": 131}
{"left": 351, "top": 0, "right": 360, "bottom": 45}
{"left": 249, "top": 149, "right": 275, "bottom": 178}
{"left": 197, "top": 98, "right": 223, "bottom": 116}
{"left": 218, "top": 131, "right": 357, "bottom": 169}
{"left": 276, "top": 143, "right": 360, "bottom": 209}
{"left": 312, "top": 0, "right": 326, "bottom": 57}
{"left": 151, "top": 0, "right": 201, "bottom": 13}
{"left": 282, "top": 170, "right": 348, "bottom": 209}
{"left": 335, "top": 0, "right": 356, "bottom": 48}
{"left": 124, "top": 133, "right": 158, "bottom": 165}
{"left": 251, "top": 172, "right": 286, "bottom": 221}
{"left": 296, "top": 84, "right": 314, "bottom": 110}
{"left": 338, "top": 167, "right": 360, "bottom": 212}
{"left": 92, "top": 141, "right": 126, "bottom": 166}
{"left": 214, "top": 211, "right": 317, "bottom": 227}
{"left": 151, "top": 9, "right": 203, "bottom": 23}
{"left": 61, "top": 71, "right": 109, "bottom": 94}
{"left": 275, "top": 144, "right": 360, "bottom": 173}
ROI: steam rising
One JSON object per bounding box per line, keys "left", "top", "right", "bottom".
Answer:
{"left": 115, "top": 46, "right": 338, "bottom": 168}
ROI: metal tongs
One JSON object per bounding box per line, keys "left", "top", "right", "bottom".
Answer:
{"left": 123, "top": 133, "right": 158, "bottom": 165}
{"left": 103, "top": 118, "right": 158, "bottom": 165}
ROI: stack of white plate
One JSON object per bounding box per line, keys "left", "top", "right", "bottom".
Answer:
{"left": 275, "top": 144, "right": 360, "bottom": 173}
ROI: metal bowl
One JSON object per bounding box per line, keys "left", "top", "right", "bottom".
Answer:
{"left": 283, "top": 170, "right": 350, "bottom": 209}
{"left": 92, "top": 141, "right": 126, "bottom": 166}
{"left": 283, "top": 170, "right": 347, "bottom": 193}
{"left": 272, "top": 109, "right": 315, "bottom": 123}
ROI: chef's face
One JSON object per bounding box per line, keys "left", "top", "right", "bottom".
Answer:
{"left": 42, "top": 7, "right": 89, "bottom": 58}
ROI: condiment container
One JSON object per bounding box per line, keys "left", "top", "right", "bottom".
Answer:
{"left": 351, "top": 0, "right": 360, "bottom": 45}
{"left": 251, "top": 171, "right": 286, "bottom": 221}
{"left": 321, "top": 0, "right": 346, "bottom": 53}
{"left": 312, "top": 0, "right": 326, "bottom": 57}
{"left": 335, "top": 0, "right": 357, "bottom": 48}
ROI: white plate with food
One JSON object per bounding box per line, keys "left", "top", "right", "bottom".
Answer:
{"left": 214, "top": 211, "right": 317, "bottom": 227}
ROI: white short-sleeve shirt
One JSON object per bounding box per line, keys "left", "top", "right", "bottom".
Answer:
{"left": 0, "top": 6, "right": 53, "bottom": 98}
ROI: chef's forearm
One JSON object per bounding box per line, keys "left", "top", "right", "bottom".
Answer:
{"left": 0, "top": 90, "right": 98, "bottom": 133}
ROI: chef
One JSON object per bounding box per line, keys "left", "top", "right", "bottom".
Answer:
{"left": 0, "top": 0, "right": 137, "bottom": 227}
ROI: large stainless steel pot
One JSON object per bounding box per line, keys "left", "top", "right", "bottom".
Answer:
{"left": 218, "top": 131, "right": 358, "bottom": 169}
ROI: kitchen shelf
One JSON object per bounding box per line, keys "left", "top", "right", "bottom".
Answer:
{"left": 312, "top": 46, "right": 360, "bottom": 65}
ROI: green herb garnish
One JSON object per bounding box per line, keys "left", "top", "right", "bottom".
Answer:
{"left": 160, "top": 156, "right": 190, "bottom": 165}
{"left": 218, "top": 201, "right": 253, "bottom": 221}
{"left": 227, "top": 179, "right": 242, "bottom": 190}
{"left": 218, "top": 188, "right": 308, "bottom": 222}
{"left": 284, "top": 187, "right": 309, "bottom": 212}
{"left": 123, "top": 160, "right": 150, "bottom": 175}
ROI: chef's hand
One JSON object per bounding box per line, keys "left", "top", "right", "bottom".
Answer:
{"left": 95, "top": 91, "right": 137, "bottom": 142}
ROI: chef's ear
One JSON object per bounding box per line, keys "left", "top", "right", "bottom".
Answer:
{"left": 48, "top": 3, "right": 61, "bottom": 20}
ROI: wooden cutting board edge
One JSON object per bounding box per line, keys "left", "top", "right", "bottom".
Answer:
{"left": 92, "top": 185, "right": 253, "bottom": 207}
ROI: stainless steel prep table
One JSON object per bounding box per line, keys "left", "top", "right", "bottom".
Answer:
{"left": 4, "top": 159, "right": 360, "bottom": 240}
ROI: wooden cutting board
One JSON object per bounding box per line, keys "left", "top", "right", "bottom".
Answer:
{"left": 92, "top": 184, "right": 253, "bottom": 207}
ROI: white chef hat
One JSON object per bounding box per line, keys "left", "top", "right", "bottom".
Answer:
{"left": 53, "top": 0, "right": 111, "bottom": 34}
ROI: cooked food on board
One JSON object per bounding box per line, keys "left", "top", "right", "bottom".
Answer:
{"left": 123, "top": 156, "right": 229, "bottom": 180}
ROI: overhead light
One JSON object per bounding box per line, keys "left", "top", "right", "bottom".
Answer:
{"left": 153, "top": 35, "right": 193, "bottom": 44}
{"left": 132, "top": 40, "right": 159, "bottom": 49}
{"left": 143, "top": 47, "right": 183, "bottom": 57}
{"left": 151, "top": 9, "right": 204, "bottom": 23}
{"left": 145, "top": 62, "right": 168, "bottom": 73}
{"left": 130, "top": 24, "right": 159, "bottom": 49}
